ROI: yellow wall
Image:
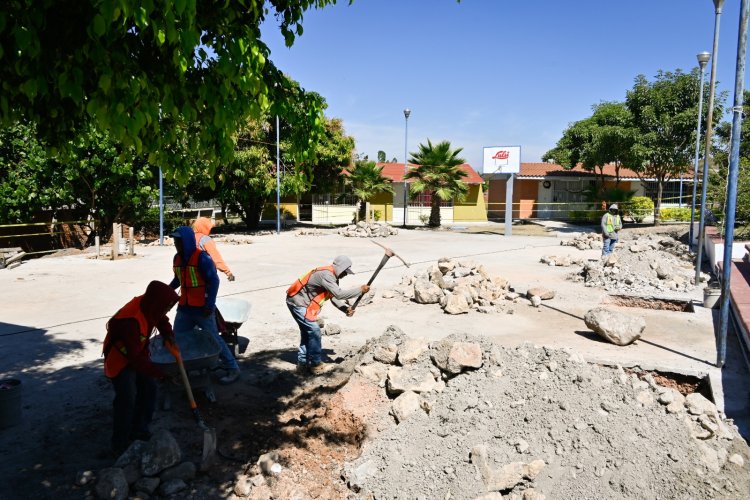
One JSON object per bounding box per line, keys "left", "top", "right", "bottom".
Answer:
{"left": 369, "top": 191, "right": 394, "bottom": 222}
{"left": 262, "top": 195, "right": 298, "bottom": 220}
{"left": 453, "top": 184, "right": 487, "bottom": 222}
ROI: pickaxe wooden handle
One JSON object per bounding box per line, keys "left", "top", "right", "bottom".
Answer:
{"left": 350, "top": 241, "right": 410, "bottom": 311}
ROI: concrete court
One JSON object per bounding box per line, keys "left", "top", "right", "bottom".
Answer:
{"left": 1, "top": 228, "right": 723, "bottom": 395}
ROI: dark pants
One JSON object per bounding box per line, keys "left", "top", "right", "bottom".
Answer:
{"left": 110, "top": 367, "right": 157, "bottom": 452}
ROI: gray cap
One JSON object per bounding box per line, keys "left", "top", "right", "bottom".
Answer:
{"left": 609, "top": 203, "right": 619, "bottom": 210}
{"left": 332, "top": 255, "right": 354, "bottom": 277}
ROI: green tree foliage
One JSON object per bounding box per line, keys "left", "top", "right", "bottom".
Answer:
{"left": 176, "top": 114, "right": 354, "bottom": 230}
{"left": 346, "top": 160, "right": 394, "bottom": 221}
{"left": 0, "top": 123, "right": 157, "bottom": 239}
{"left": 405, "top": 139, "right": 468, "bottom": 227}
{"left": 0, "top": 0, "right": 342, "bottom": 179}
{"left": 542, "top": 102, "right": 639, "bottom": 190}
{"left": 377, "top": 150, "right": 386, "bottom": 163}
{"left": 625, "top": 68, "right": 723, "bottom": 224}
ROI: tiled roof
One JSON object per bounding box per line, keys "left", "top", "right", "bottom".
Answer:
{"left": 376, "top": 163, "right": 484, "bottom": 184}
{"left": 485, "top": 162, "right": 694, "bottom": 180}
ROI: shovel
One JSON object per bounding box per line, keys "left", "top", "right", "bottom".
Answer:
{"left": 165, "top": 340, "right": 217, "bottom": 470}
{"left": 350, "top": 240, "right": 410, "bottom": 311}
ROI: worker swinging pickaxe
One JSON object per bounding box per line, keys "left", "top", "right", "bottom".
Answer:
{"left": 349, "top": 240, "right": 411, "bottom": 312}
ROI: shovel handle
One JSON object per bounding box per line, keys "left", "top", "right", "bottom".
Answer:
{"left": 166, "top": 340, "right": 198, "bottom": 411}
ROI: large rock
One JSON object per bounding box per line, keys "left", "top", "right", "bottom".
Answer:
{"left": 526, "top": 287, "right": 555, "bottom": 300}
{"left": 584, "top": 308, "right": 645, "bottom": 346}
{"left": 443, "top": 293, "right": 470, "bottom": 315}
{"left": 397, "top": 337, "right": 428, "bottom": 364}
{"left": 134, "top": 477, "right": 160, "bottom": 495}
{"left": 140, "top": 430, "right": 182, "bottom": 476}
{"left": 159, "top": 461, "right": 196, "bottom": 482}
{"left": 432, "top": 341, "right": 483, "bottom": 375}
{"left": 95, "top": 468, "right": 128, "bottom": 500}
{"left": 373, "top": 344, "right": 398, "bottom": 364}
{"left": 413, "top": 279, "right": 443, "bottom": 304}
{"left": 355, "top": 362, "right": 388, "bottom": 385}
{"left": 391, "top": 391, "right": 421, "bottom": 423}
{"left": 437, "top": 257, "right": 456, "bottom": 274}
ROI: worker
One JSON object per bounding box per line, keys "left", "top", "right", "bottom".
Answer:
{"left": 103, "top": 280, "right": 179, "bottom": 455}
{"left": 286, "top": 255, "right": 369, "bottom": 375}
{"left": 193, "top": 217, "right": 235, "bottom": 282}
{"left": 601, "top": 203, "right": 623, "bottom": 258}
{"left": 169, "top": 226, "right": 240, "bottom": 385}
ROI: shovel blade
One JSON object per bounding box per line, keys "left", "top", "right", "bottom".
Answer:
{"left": 200, "top": 427, "right": 217, "bottom": 471}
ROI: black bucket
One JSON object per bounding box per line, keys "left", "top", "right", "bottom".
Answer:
{"left": 0, "top": 379, "right": 22, "bottom": 428}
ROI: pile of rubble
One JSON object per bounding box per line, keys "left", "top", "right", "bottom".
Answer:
{"left": 87, "top": 430, "right": 199, "bottom": 499}
{"left": 539, "top": 254, "right": 584, "bottom": 267}
{"left": 560, "top": 232, "right": 603, "bottom": 250}
{"left": 345, "top": 328, "right": 750, "bottom": 499}
{"left": 567, "top": 234, "right": 707, "bottom": 295}
{"left": 339, "top": 221, "right": 398, "bottom": 238}
{"left": 390, "top": 258, "right": 555, "bottom": 314}
{"left": 215, "top": 234, "right": 254, "bottom": 245}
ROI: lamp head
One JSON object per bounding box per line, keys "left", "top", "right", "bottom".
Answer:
{"left": 697, "top": 51, "right": 711, "bottom": 69}
{"left": 714, "top": 0, "right": 725, "bottom": 13}
{"left": 404, "top": 108, "right": 411, "bottom": 119}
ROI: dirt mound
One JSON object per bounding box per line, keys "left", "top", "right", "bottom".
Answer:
{"left": 344, "top": 330, "right": 750, "bottom": 499}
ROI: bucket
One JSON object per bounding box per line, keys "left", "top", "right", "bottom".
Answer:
{"left": 703, "top": 284, "right": 722, "bottom": 309}
{"left": 0, "top": 378, "right": 22, "bottom": 428}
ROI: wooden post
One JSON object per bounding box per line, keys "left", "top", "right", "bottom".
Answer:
{"left": 128, "top": 227, "right": 134, "bottom": 256}
{"left": 95, "top": 236, "right": 100, "bottom": 259}
{"left": 111, "top": 223, "right": 119, "bottom": 260}
{"left": 365, "top": 202, "right": 372, "bottom": 223}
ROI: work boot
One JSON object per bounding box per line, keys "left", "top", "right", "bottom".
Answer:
{"left": 309, "top": 363, "right": 334, "bottom": 376}
{"left": 219, "top": 368, "right": 240, "bottom": 385}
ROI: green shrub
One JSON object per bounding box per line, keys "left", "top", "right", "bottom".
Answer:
{"left": 622, "top": 197, "right": 654, "bottom": 223}
{"left": 567, "top": 210, "right": 602, "bottom": 223}
{"left": 373, "top": 210, "right": 382, "bottom": 221}
{"left": 659, "top": 207, "right": 692, "bottom": 222}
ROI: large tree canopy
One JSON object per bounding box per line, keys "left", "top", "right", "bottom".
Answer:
{"left": 0, "top": 0, "right": 343, "bottom": 180}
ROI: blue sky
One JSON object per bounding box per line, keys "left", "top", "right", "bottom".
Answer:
{"left": 261, "top": 0, "right": 746, "bottom": 172}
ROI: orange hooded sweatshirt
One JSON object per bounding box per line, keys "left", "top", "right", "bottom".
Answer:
{"left": 192, "top": 217, "right": 231, "bottom": 276}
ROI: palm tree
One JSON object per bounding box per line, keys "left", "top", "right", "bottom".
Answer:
{"left": 346, "top": 160, "right": 394, "bottom": 221}
{"left": 405, "top": 139, "right": 468, "bottom": 227}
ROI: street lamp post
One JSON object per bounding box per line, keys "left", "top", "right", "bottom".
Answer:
{"left": 402, "top": 108, "right": 411, "bottom": 228}
{"left": 695, "top": 0, "right": 725, "bottom": 285}
{"left": 689, "top": 51, "right": 711, "bottom": 249}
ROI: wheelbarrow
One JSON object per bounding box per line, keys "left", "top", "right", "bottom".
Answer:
{"left": 151, "top": 327, "right": 221, "bottom": 403}
{"left": 215, "top": 297, "right": 251, "bottom": 358}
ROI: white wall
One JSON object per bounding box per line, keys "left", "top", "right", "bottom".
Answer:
{"left": 311, "top": 204, "right": 357, "bottom": 224}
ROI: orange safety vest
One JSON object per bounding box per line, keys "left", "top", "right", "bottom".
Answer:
{"left": 102, "top": 296, "right": 151, "bottom": 378}
{"left": 287, "top": 265, "right": 337, "bottom": 321}
{"left": 173, "top": 250, "right": 206, "bottom": 307}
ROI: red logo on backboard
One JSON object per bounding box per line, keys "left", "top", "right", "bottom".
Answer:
{"left": 492, "top": 150, "right": 510, "bottom": 160}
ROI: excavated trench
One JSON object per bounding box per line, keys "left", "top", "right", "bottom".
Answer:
{"left": 609, "top": 294, "right": 695, "bottom": 312}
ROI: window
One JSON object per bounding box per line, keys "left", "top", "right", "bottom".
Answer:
{"left": 311, "top": 193, "right": 358, "bottom": 205}
{"left": 643, "top": 181, "right": 686, "bottom": 205}
{"left": 408, "top": 191, "right": 453, "bottom": 207}
{"left": 551, "top": 179, "right": 592, "bottom": 203}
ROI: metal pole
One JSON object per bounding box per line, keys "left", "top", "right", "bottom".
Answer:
{"left": 276, "top": 115, "right": 281, "bottom": 235}
{"left": 402, "top": 109, "right": 411, "bottom": 228}
{"left": 690, "top": 54, "right": 709, "bottom": 249}
{"left": 717, "top": 0, "right": 748, "bottom": 368}
{"left": 159, "top": 167, "right": 164, "bottom": 246}
{"left": 505, "top": 173, "right": 514, "bottom": 237}
{"left": 679, "top": 177, "right": 683, "bottom": 208}
{"left": 695, "top": 0, "right": 725, "bottom": 285}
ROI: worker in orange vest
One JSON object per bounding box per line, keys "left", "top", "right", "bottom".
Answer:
{"left": 103, "top": 280, "right": 179, "bottom": 455}
{"left": 193, "top": 217, "right": 235, "bottom": 282}
{"left": 169, "top": 225, "right": 240, "bottom": 385}
{"left": 286, "top": 255, "right": 369, "bottom": 375}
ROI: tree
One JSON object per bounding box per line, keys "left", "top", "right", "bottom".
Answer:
{"left": 346, "top": 160, "right": 394, "bottom": 221}
{"left": 542, "top": 101, "right": 639, "bottom": 190}
{"left": 625, "top": 69, "right": 723, "bottom": 224}
{"left": 0, "top": 123, "right": 157, "bottom": 240}
{"left": 1, "top": 0, "right": 342, "bottom": 179}
{"left": 377, "top": 150, "right": 386, "bottom": 163}
{"left": 405, "top": 139, "right": 468, "bottom": 227}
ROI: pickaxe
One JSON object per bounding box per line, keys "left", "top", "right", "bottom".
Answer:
{"left": 350, "top": 240, "right": 410, "bottom": 311}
